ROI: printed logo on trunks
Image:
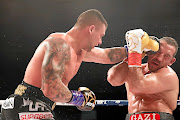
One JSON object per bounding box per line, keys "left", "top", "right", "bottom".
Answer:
{"left": 2, "top": 97, "right": 14, "bottom": 109}
{"left": 19, "top": 112, "right": 54, "bottom": 120}
{"left": 14, "top": 84, "right": 27, "bottom": 96}
{"left": 130, "top": 113, "right": 160, "bottom": 120}
{"left": 22, "top": 98, "right": 48, "bottom": 111}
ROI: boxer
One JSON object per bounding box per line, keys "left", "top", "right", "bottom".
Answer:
{"left": 1, "top": 9, "right": 127, "bottom": 120}
{"left": 107, "top": 29, "right": 179, "bottom": 120}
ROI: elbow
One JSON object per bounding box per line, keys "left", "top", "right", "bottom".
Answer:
{"left": 107, "top": 72, "right": 123, "bottom": 86}
{"left": 42, "top": 88, "right": 52, "bottom": 100}
{"left": 107, "top": 74, "right": 116, "bottom": 86}
{"left": 107, "top": 70, "right": 116, "bottom": 86}
{"left": 42, "top": 88, "right": 57, "bottom": 102}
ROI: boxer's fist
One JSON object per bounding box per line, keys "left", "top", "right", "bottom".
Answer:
{"left": 125, "top": 29, "right": 159, "bottom": 53}
{"left": 76, "top": 87, "right": 96, "bottom": 111}
{"left": 125, "top": 29, "right": 145, "bottom": 53}
{"left": 125, "top": 29, "right": 159, "bottom": 67}
{"left": 144, "top": 36, "right": 159, "bottom": 53}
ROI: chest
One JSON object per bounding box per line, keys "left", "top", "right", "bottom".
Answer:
{"left": 62, "top": 49, "right": 86, "bottom": 85}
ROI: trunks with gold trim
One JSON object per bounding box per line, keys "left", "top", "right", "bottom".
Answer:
{"left": 14, "top": 81, "right": 55, "bottom": 110}
{"left": 1, "top": 81, "right": 56, "bottom": 120}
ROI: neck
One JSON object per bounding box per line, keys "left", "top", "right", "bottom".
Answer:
{"left": 66, "top": 27, "right": 86, "bottom": 54}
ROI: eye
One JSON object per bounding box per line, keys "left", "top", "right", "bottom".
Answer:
{"left": 156, "top": 51, "right": 161, "bottom": 55}
{"left": 164, "top": 54, "right": 171, "bottom": 59}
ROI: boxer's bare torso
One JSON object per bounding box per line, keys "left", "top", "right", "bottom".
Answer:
{"left": 24, "top": 33, "right": 86, "bottom": 88}
{"left": 23, "top": 28, "right": 126, "bottom": 103}
{"left": 107, "top": 40, "right": 179, "bottom": 114}
{"left": 126, "top": 64, "right": 178, "bottom": 114}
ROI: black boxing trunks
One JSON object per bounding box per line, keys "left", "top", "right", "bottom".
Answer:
{"left": 125, "top": 112, "right": 175, "bottom": 120}
{"left": 1, "top": 81, "right": 56, "bottom": 120}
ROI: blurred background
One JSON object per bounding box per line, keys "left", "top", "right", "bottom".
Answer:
{"left": 0, "top": 0, "right": 180, "bottom": 119}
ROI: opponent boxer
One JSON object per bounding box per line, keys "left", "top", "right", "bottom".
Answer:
{"left": 107, "top": 29, "right": 179, "bottom": 120}
{"left": 1, "top": 9, "right": 127, "bottom": 120}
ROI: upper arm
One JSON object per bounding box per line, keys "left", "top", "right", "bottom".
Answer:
{"left": 41, "top": 38, "right": 72, "bottom": 102}
{"left": 84, "top": 47, "right": 126, "bottom": 64}
{"left": 42, "top": 38, "right": 70, "bottom": 81}
{"left": 130, "top": 67, "right": 179, "bottom": 94}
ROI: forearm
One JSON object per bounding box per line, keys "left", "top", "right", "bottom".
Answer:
{"left": 106, "top": 47, "right": 127, "bottom": 64}
{"left": 42, "top": 78, "right": 72, "bottom": 103}
{"left": 107, "top": 62, "right": 128, "bottom": 86}
{"left": 127, "top": 67, "right": 145, "bottom": 93}
{"left": 84, "top": 47, "right": 127, "bottom": 64}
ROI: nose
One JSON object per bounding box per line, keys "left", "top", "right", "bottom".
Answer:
{"left": 156, "top": 53, "right": 163, "bottom": 62}
{"left": 98, "top": 39, "right": 102, "bottom": 45}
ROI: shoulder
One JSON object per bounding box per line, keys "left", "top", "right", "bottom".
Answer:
{"left": 156, "top": 66, "right": 178, "bottom": 78}
{"left": 40, "top": 36, "right": 70, "bottom": 57}
{"left": 44, "top": 33, "right": 69, "bottom": 49}
{"left": 48, "top": 32, "right": 65, "bottom": 38}
{"left": 155, "top": 66, "right": 179, "bottom": 87}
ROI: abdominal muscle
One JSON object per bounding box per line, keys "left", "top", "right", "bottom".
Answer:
{"left": 128, "top": 92, "right": 172, "bottom": 114}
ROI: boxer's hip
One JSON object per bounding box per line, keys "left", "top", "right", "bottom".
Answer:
{"left": 14, "top": 81, "right": 55, "bottom": 110}
{"left": 125, "top": 112, "right": 174, "bottom": 120}
{"left": 1, "top": 81, "right": 56, "bottom": 120}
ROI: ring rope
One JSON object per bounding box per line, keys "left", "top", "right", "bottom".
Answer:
{"left": 0, "top": 100, "right": 180, "bottom": 106}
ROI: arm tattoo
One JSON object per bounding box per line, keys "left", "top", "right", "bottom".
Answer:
{"left": 108, "top": 48, "right": 126, "bottom": 63}
{"left": 41, "top": 37, "right": 71, "bottom": 102}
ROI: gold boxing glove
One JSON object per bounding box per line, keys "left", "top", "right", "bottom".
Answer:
{"left": 142, "top": 33, "right": 159, "bottom": 52}
{"left": 125, "top": 29, "right": 160, "bottom": 67}
{"left": 76, "top": 87, "right": 96, "bottom": 111}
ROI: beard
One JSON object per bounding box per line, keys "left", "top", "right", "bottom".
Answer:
{"left": 87, "top": 47, "right": 93, "bottom": 52}
{"left": 148, "top": 59, "right": 162, "bottom": 72}
{"left": 86, "top": 42, "right": 93, "bottom": 52}
{"left": 83, "top": 45, "right": 93, "bottom": 52}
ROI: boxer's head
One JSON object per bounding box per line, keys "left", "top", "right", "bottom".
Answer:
{"left": 75, "top": 9, "right": 108, "bottom": 30}
{"left": 74, "top": 9, "right": 108, "bottom": 52}
{"left": 147, "top": 37, "right": 178, "bottom": 72}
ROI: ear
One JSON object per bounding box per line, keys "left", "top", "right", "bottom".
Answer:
{"left": 168, "top": 57, "right": 176, "bottom": 66}
{"left": 89, "top": 25, "right": 95, "bottom": 34}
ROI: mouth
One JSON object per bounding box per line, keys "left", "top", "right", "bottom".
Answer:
{"left": 151, "top": 61, "right": 160, "bottom": 66}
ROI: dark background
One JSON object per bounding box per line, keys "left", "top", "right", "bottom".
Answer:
{"left": 0, "top": 0, "right": 180, "bottom": 119}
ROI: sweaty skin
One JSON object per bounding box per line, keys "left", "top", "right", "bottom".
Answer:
{"left": 23, "top": 32, "right": 127, "bottom": 103}
{"left": 107, "top": 40, "right": 179, "bottom": 114}
{"left": 126, "top": 64, "right": 178, "bottom": 114}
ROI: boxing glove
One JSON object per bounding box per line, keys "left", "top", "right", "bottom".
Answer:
{"left": 76, "top": 87, "right": 96, "bottom": 111}
{"left": 125, "top": 29, "right": 159, "bottom": 67}
{"left": 68, "top": 87, "right": 96, "bottom": 111}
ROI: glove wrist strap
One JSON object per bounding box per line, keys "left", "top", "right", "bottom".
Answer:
{"left": 68, "top": 90, "right": 85, "bottom": 106}
{"left": 128, "top": 52, "right": 142, "bottom": 67}
{"left": 124, "top": 45, "right": 128, "bottom": 57}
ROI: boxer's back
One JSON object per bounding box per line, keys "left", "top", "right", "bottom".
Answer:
{"left": 23, "top": 40, "right": 46, "bottom": 88}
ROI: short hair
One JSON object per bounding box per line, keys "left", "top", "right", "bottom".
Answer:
{"left": 160, "top": 37, "right": 178, "bottom": 57}
{"left": 74, "top": 9, "right": 108, "bottom": 29}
